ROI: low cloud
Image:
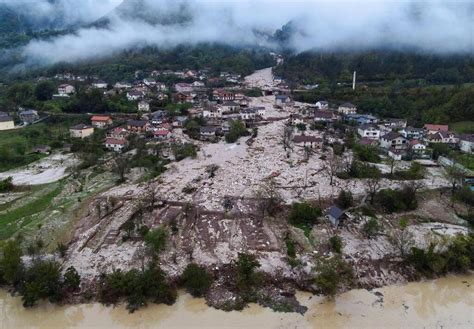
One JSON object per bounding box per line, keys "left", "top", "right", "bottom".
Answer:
{"left": 14, "top": 0, "right": 474, "bottom": 66}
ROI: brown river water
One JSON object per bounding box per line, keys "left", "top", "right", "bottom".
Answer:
{"left": 0, "top": 275, "right": 473, "bottom": 329}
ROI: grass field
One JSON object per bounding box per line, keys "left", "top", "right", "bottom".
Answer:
{"left": 450, "top": 121, "right": 474, "bottom": 134}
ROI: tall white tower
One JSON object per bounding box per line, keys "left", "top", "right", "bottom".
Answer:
{"left": 352, "top": 71, "right": 357, "bottom": 90}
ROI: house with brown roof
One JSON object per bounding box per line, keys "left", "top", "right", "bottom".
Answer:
{"left": 424, "top": 124, "right": 449, "bottom": 134}
{"left": 293, "top": 135, "right": 323, "bottom": 149}
{"left": 380, "top": 132, "right": 407, "bottom": 150}
{"left": 105, "top": 138, "right": 127, "bottom": 152}
{"left": 91, "top": 115, "right": 112, "bottom": 128}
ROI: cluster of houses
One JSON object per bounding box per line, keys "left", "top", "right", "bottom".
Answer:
{"left": 288, "top": 100, "right": 474, "bottom": 158}
{"left": 0, "top": 108, "right": 41, "bottom": 131}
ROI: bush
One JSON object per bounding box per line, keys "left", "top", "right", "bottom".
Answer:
{"left": 99, "top": 265, "right": 177, "bottom": 312}
{"left": 454, "top": 186, "right": 474, "bottom": 206}
{"left": 0, "top": 177, "right": 14, "bottom": 193}
{"left": 63, "top": 266, "right": 81, "bottom": 291}
{"left": 21, "top": 261, "right": 63, "bottom": 307}
{"left": 390, "top": 162, "right": 425, "bottom": 180}
{"left": 181, "top": 264, "right": 213, "bottom": 297}
{"left": 329, "top": 236, "right": 343, "bottom": 253}
{"left": 362, "top": 218, "right": 381, "bottom": 238}
{"left": 225, "top": 120, "right": 249, "bottom": 143}
{"left": 338, "top": 160, "right": 382, "bottom": 179}
{"left": 235, "top": 253, "right": 262, "bottom": 297}
{"left": 314, "top": 257, "right": 353, "bottom": 296}
{"left": 407, "top": 235, "right": 474, "bottom": 277}
{"left": 284, "top": 234, "right": 296, "bottom": 258}
{"left": 375, "top": 186, "right": 417, "bottom": 213}
{"left": 354, "top": 145, "right": 381, "bottom": 163}
{"left": 144, "top": 227, "right": 168, "bottom": 257}
{"left": 288, "top": 202, "right": 322, "bottom": 227}
{"left": 336, "top": 190, "right": 353, "bottom": 209}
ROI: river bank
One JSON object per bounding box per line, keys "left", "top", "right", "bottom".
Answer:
{"left": 1, "top": 274, "right": 472, "bottom": 329}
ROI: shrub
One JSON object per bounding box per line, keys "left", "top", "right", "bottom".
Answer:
{"left": 144, "top": 227, "right": 168, "bottom": 257}
{"left": 0, "top": 177, "right": 14, "bottom": 193}
{"left": 375, "top": 186, "right": 417, "bottom": 213}
{"left": 235, "top": 253, "right": 262, "bottom": 296}
{"left": 181, "top": 264, "right": 213, "bottom": 297}
{"left": 362, "top": 218, "right": 381, "bottom": 238}
{"left": 284, "top": 234, "right": 296, "bottom": 258}
{"left": 314, "top": 257, "right": 353, "bottom": 296}
{"left": 354, "top": 145, "right": 381, "bottom": 163}
{"left": 63, "top": 266, "right": 81, "bottom": 291}
{"left": 336, "top": 190, "right": 353, "bottom": 209}
{"left": 225, "top": 120, "right": 249, "bottom": 143}
{"left": 329, "top": 236, "right": 343, "bottom": 253}
{"left": 288, "top": 202, "right": 322, "bottom": 227}
{"left": 21, "top": 261, "right": 63, "bottom": 307}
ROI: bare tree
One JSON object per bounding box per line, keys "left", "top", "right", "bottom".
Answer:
{"left": 325, "top": 154, "right": 342, "bottom": 186}
{"left": 255, "top": 178, "right": 283, "bottom": 217}
{"left": 113, "top": 156, "right": 130, "bottom": 183}
{"left": 443, "top": 163, "right": 465, "bottom": 194}
{"left": 365, "top": 174, "right": 382, "bottom": 204}
{"left": 388, "top": 219, "right": 415, "bottom": 257}
{"left": 282, "top": 126, "right": 293, "bottom": 152}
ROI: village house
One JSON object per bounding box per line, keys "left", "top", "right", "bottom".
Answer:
{"left": 408, "top": 140, "right": 429, "bottom": 159}
{"left": 315, "top": 101, "right": 329, "bottom": 110}
{"left": 91, "top": 115, "right": 112, "bottom": 128}
{"left": 426, "top": 131, "right": 459, "bottom": 144}
{"left": 240, "top": 108, "right": 258, "bottom": 121}
{"left": 380, "top": 132, "right": 408, "bottom": 150}
{"left": 459, "top": 135, "right": 474, "bottom": 154}
{"left": 173, "top": 92, "right": 195, "bottom": 104}
{"left": 114, "top": 82, "right": 132, "bottom": 90}
{"left": 238, "top": 97, "right": 250, "bottom": 107}
{"left": 153, "top": 128, "right": 172, "bottom": 140}
{"left": 57, "top": 84, "right": 75, "bottom": 96}
{"left": 150, "top": 111, "right": 166, "bottom": 125}
{"left": 70, "top": 124, "right": 94, "bottom": 139}
{"left": 92, "top": 81, "right": 107, "bottom": 89}
{"left": 105, "top": 138, "right": 127, "bottom": 152}
{"left": 191, "top": 81, "right": 205, "bottom": 89}
{"left": 293, "top": 135, "right": 323, "bottom": 149}
{"left": 384, "top": 118, "right": 407, "bottom": 129}
{"left": 358, "top": 137, "right": 379, "bottom": 147}
{"left": 222, "top": 101, "right": 240, "bottom": 113}
{"left": 155, "top": 82, "right": 167, "bottom": 92}
{"left": 424, "top": 124, "right": 449, "bottom": 135}
{"left": 275, "top": 94, "right": 292, "bottom": 106}
{"left": 127, "top": 120, "right": 149, "bottom": 133}
{"left": 388, "top": 147, "right": 406, "bottom": 160}
{"left": 0, "top": 114, "right": 14, "bottom": 130}
{"left": 143, "top": 78, "right": 157, "bottom": 87}
{"left": 127, "top": 90, "right": 145, "bottom": 101}
{"left": 255, "top": 106, "right": 266, "bottom": 118}
{"left": 337, "top": 102, "right": 357, "bottom": 115}
{"left": 234, "top": 92, "right": 245, "bottom": 100}
{"left": 18, "top": 109, "right": 39, "bottom": 124}
{"left": 138, "top": 100, "right": 150, "bottom": 112}
{"left": 212, "top": 89, "right": 235, "bottom": 101}
{"left": 221, "top": 121, "right": 231, "bottom": 133}
{"left": 203, "top": 106, "right": 223, "bottom": 119}
{"left": 200, "top": 126, "right": 217, "bottom": 140}
{"left": 357, "top": 124, "right": 381, "bottom": 139}
{"left": 172, "top": 116, "right": 188, "bottom": 128}
{"left": 313, "top": 110, "right": 338, "bottom": 123}
{"left": 107, "top": 127, "right": 128, "bottom": 140}
{"left": 174, "top": 83, "right": 193, "bottom": 93}
{"left": 400, "top": 127, "right": 424, "bottom": 140}
{"left": 346, "top": 114, "right": 378, "bottom": 125}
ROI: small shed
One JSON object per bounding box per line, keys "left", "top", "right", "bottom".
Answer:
{"left": 327, "top": 205, "right": 345, "bottom": 227}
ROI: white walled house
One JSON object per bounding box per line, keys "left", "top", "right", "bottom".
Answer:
{"left": 57, "top": 84, "right": 75, "bottom": 96}
{"left": 315, "top": 101, "right": 329, "bottom": 110}
{"left": 460, "top": 135, "right": 474, "bottom": 154}
{"left": 337, "top": 102, "right": 357, "bottom": 115}
{"left": 380, "top": 132, "right": 407, "bottom": 150}
{"left": 357, "top": 124, "right": 380, "bottom": 139}
{"left": 105, "top": 138, "right": 127, "bottom": 152}
{"left": 138, "top": 100, "right": 150, "bottom": 112}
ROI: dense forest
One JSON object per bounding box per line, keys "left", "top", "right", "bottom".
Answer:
{"left": 274, "top": 51, "right": 474, "bottom": 85}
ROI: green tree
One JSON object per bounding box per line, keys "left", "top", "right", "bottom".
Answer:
{"left": 34, "top": 81, "right": 55, "bottom": 101}
{"left": 0, "top": 239, "right": 23, "bottom": 284}
{"left": 288, "top": 202, "right": 321, "bottom": 227}
{"left": 63, "top": 266, "right": 81, "bottom": 291}
{"left": 181, "top": 263, "right": 213, "bottom": 297}
{"left": 235, "top": 253, "right": 261, "bottom": 295}
{"left": 362, "top": 218, "right": 381, "bottom": 238}
{"left": 21, "top": 261, "right": 63, "bottom": 307}
{"left": 329, "top": 236, "right": 343, "bottom": 253}
{"left": 336, "top": 190, "right": 353, "bottom": 209}
{"left": 144, "top": 227, "right": 168, "bottom": 257}
{"left": 314, "top": 257, "right": 353, "bottom": 296}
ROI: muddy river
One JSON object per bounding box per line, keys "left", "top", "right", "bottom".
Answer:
{"left": 0, "top": 275, "right": 472, "bottom": 329}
